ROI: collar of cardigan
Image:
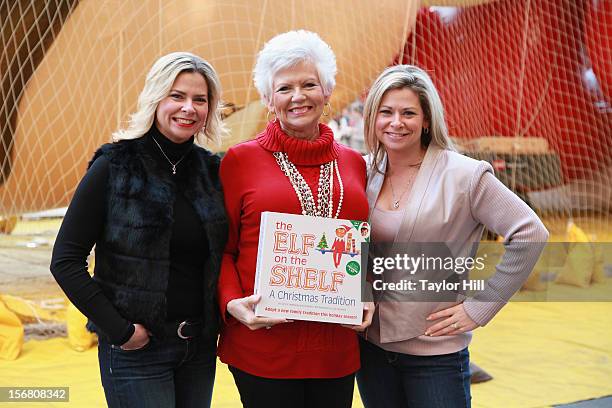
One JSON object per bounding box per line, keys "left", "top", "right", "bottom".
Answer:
{"left": 256, "top": 120, "right": 339, "bottom": 166}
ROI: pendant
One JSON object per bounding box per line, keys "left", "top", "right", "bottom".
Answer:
{"left": 393, "top": 200, "right": 400, "bottom": 209}
{"left": 172, "top": 165, "right": 177, "bottom": 175}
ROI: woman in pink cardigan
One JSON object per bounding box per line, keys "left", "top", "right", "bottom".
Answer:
{"left": 356, "top": 65, "right": 549, "bottom": 407}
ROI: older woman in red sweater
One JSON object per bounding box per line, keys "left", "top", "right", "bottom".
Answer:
{"left": 218, "top": 30, "right": 373, "bottom": 408}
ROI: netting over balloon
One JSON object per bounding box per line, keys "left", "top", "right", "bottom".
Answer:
{"left": 400, "top": 0, "right": 611, "bottom": 234}
{"left": 1, "top": 0, "right": 610, "bottom": 235}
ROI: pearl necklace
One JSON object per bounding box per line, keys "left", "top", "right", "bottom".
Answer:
{"left": 273, "top": 152, "right": 344, "bottom": 218}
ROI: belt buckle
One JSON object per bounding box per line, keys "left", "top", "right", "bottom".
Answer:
{"left": 177, "top": 321, "right": 192, "bottom": 339}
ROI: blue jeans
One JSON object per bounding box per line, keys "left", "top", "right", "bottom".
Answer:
{"left": 357, "top": 337, "right": 471, "bottom": 408}
{"left": 98, "top": 335, "right": 216, "bottom": 408}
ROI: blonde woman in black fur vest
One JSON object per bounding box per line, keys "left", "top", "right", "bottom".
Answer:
{"left": 51, "top": 52, "right": 228, "bottom": 408}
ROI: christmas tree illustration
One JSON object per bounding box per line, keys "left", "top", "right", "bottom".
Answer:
{"left": 317, "top": 233, "right": 329, "bottom": 250}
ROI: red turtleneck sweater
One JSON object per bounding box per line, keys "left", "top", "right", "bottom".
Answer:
{"left": 217, "top": 121, "right": 369, "bottom": 378}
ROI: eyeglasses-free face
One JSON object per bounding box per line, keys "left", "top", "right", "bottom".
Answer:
{"left": 155, "top": 71, "right": 209, "bottom": 144}
{"left": 268, "top": 60, "right": 329, "bottom": 140}
{"left": 375, "top": 87, "right": 429, "bottom": 156}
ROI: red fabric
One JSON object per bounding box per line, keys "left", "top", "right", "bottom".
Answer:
{"left": 217, "top": 121, "right": 369, "bottom": 378}
{"left": 331, "top": 238, "right": 346, "bottom": 268}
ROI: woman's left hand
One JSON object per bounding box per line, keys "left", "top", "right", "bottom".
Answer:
{"left": 424, "top": 303, "right": 478, "bottom": 337}
{"left": 342, "top": 302, "right": 375, "bottom": 332}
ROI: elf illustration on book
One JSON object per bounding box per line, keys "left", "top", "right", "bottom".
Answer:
{"left": 315, "top": 223, "right": 369, "bottom": 267}
{"left": 359, "top": 223, "right": 370, "bottom": 241}
{"left": 331, "top": 225, "right": 352, "bottom": 267}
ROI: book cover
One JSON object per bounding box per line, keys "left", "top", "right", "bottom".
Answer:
{"left": 254, "top": 212, "right": 370, "bottom": 325}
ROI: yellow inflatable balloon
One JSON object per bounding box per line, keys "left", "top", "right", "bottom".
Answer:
{"left": 66, "top": 302, "right": 96, "bottom": 352}
{"left": 0, "top": 297, "right": 23, "bottom": 360}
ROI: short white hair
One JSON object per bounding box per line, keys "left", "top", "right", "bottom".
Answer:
{"left": 113, "top": 52, "right": 226, "bottom": 146}
{"left": 253, "top": 30, "right": 337, "bottom": 104}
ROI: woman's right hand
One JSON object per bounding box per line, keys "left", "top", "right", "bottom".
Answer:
{"left": 227, "top": 294, "right": 291, "bottom": 330}
{"left": 120, "top": 323, "right": 151, "bottom": 350}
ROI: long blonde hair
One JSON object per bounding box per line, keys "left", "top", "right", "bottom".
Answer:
{"left": 113, "top": 52, "right": 226, "bottom": 146}
{"left": 363, "top": 65, "right": 455, "bottom": 173}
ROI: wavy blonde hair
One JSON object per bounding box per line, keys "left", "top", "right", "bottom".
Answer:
{"left": 363, "top": 65, "right": 455, "bottom": 173}
{"left": 113, "top": 52, "right": 226, "bottom": 146}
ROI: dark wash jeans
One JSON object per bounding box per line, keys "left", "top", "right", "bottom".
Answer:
{"left": 357, "top": 337, "right": 471, "bottom": 408}
{"left": 98, "top": 334, "right": 216, "bottom": 408}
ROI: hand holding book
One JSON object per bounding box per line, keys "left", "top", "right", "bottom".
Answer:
{"left": 226, "top": 294, "right": 293, "bottom": 330}
{"left": 341, "top": 301, "right": 375, "bottom": 332}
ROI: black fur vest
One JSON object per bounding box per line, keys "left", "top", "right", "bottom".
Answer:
{"left": 87, "top": 135, "right": 227, "bottom": 341}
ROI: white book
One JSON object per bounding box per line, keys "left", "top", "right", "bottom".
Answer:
{"left": 254, "top": 211, "right": 370, "bottom": 325}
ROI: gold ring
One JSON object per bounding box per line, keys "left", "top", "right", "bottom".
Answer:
{"left": 451, "top": 322, "right": 459, "bottom": 329}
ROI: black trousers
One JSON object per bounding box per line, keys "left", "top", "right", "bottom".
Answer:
{"left": 229, "top": 366, "right": 355, "bottom": 408}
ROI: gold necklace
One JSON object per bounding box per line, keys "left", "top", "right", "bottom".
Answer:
{"left": 387, "top": 162, "right": 422, "bottom": 209}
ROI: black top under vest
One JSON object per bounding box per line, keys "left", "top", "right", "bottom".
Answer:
{"left": 51, "top": 126, "right": 216, "bottom": 344}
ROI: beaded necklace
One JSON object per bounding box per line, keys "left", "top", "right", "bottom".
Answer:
{"left": 273, "top": 151, "right": 344, "bottom": 218}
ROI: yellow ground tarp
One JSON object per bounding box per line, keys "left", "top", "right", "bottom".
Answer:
{"left": 0, "top": 302, "right": 610, "bottom": 407}
{"left": 470, "top": 302, "right": 612, "bottom": 408}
